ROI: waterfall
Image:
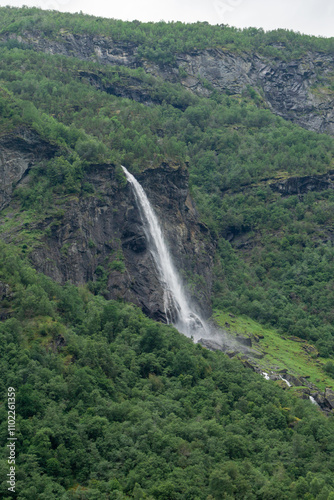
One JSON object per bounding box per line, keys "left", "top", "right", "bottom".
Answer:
{"left": 122, "top": 166, "right": 208, "bottom": 340}
{"left": 279, "top": 375, "right": 291, "bottom": 387}
{"left": 309, "top": 396, "right": 319, "bottom": 407}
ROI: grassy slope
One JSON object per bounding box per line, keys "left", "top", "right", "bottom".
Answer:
{"left": 213, "top": 310, "right": 334, "bottom": 391}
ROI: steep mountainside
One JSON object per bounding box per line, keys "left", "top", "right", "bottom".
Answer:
{"left": 1, "top": 29, "right": 334, "bottom": 135}
{"left": 0, "top": 130, "right": 213, "bottom": 322}
{"left": 0, "top": 242, "right": 334, "bottom": 500}
{"left": 1, "top": 7, "right": 334, "bottom": 500}
{"left": 0, "top": 8, "right": 333, "bottom": 357}
{"left": 0, "top": 127, "right": 56, "bottom": 210}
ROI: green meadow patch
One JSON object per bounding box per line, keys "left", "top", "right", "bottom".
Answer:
{"left": 213, "top": 309, "right": 334, "bottom": 391}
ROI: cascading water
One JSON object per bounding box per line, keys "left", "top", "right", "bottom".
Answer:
{"left": 122, "top": 166, "right": 208, "bottom": 340}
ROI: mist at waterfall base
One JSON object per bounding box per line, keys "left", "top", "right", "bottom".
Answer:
{"left": 121, "top": 166, "right": 246, "bottom": 351}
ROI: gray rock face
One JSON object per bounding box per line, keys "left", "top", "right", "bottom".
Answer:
{"left": 77, "top": 70, "right": 159, "bottom": 107}
{"left": 2, "top": 32, "right": 333, "bottom": 135}
{"left": 313, "top": 392, "right": 326, "bottom": 406}
{"left": 137, "top": 164, "right": 214, "bottom": 316}
{"left": 0, "top": 128, "right": 56, "bottom": 210}
{"left": 0, "top": 123, "right": 214, "bottom": 324}
{"left": 282, "top": 374, "right": 304, "bottom": 387}
{"left": 198, "top": 338, "right": 225, "bottom": 351}
{"left": 2, "top": 31, "right": 139, "bottom": 68}
{"left": 270, "top": 171, "right": 334, "bottom": 196}
{"left": 325, "top": 388, "right": 334, "bottom": 410}
{"left": 3, "top": 156, "right": 215, "bottom": 322}
{"left": 170, "top": 50, "right": 334, "bottom": 135}
{"left": 307, "top": 389, "right": 334, "bottom": 414}
{"left": 235, "top": 335, "right": 252, "bottom": 347}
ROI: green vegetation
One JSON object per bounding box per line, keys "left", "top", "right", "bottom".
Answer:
{"left": 209, "top": 187, "right": 334, "bottom": 357}
{"left": 1, "top": 8, "right": 334, "bottom": 498}
{"left": 324, "top": 361, "right": 334, "bottom": 378}
{"left": 0, "top": 43, "right": 332, "bottom": 176}
{"left": 0, "top": 6, "right": 333, "bottom": 64}
{"left": 0, "top": 242, "right": 334, "bottom": 499}
{"left": 0, "top": 40, "right": 334, "bottom": 356}
{"left": 213, "top": 310, "right": 334, "bottom": 391}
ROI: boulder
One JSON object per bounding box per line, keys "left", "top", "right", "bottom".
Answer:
{"left": 198, "top": 338, "right": 224, "bottom": 352}
{"left": 302, "top": 344, "right": 319, "bottom": 357}
{"left": 325, "top": 388, "right": 334, "bottom": 409}
{"left": 284, "top": 374, "right": 304, "bottom": 387}
{"left": 313, "top": 393, "right": 326, "bottom": 407}
{"left": 235, "top": 335, "right": 252, "bottom": 347}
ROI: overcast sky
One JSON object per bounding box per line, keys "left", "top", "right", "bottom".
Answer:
{"left": 1, "top": 0, "right": 333, "bottom": 37}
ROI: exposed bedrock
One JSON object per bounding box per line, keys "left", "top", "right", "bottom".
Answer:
{"left": 1, "top": 152, "right": 215, "bottom": 322}
{"left": 2, "top": 31, "right": 334, "bottom": 135}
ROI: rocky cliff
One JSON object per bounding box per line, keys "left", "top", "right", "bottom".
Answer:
{"left": 172, "top": 49, "right": 334, "bottom": 136}
{"left": 270, "top": 170, "right": 334, "bottom": 196}
{"left": 2, "top": 30, "right": 334, "bottom": 135}
{"left": 0, "top": 128, "right": 56, "bottom": 210}
{"left": 0, "top": 130, "right": 214, "bottom": 322}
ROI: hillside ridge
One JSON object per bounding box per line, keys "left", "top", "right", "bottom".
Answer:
{"left": 1, "top": 28, "right": 334, "bottom": 135}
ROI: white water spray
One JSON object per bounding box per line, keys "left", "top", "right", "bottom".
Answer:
{"left": 122, "top": 166, "right": 208, "bottom": 340}
{"left": 309, "top": 396, "right": 319, "bottom": 406}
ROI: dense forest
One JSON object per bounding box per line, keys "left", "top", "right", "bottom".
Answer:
{"left": 0, "top": 6, "right": 334, "bottom": 499}
{"left": 1, "top": 244, "right": 334, "bottom": 499}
